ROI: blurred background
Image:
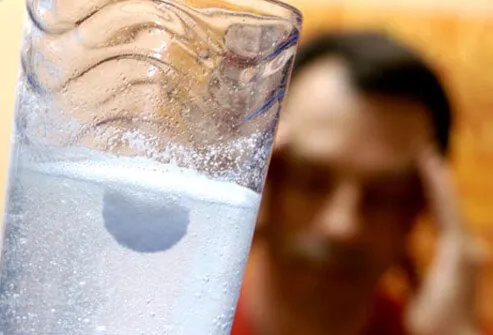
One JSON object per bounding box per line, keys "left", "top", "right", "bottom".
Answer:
{"left": 0, "top": 0, "right": 492, "bottom": 328}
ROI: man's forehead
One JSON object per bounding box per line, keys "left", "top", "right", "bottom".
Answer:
{"left": 285, "top": 56, "right": 431, "bottom": 129}
{"left": 285, "top": 56, "right": 356, "bottom": 123}
{"left": 282, "top": 56, "right": 432, "bottom": 180}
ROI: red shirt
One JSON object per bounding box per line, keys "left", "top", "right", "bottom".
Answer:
{"left": 232, "top": 292, "right": 407, "bottom": 335}
{"left": 232, "top": 293, "right": 493, "bottom": 335}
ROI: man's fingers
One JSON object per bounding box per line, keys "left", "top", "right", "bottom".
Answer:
{"left": 417, "top": 145, "right": 462, "bottom": 232}
{"left": 407, "top": 146, "right": 482, "bottom": 334}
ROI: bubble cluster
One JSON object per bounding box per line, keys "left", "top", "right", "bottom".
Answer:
{"left": 20, "top": 0, "right": 299, "bottom": 191}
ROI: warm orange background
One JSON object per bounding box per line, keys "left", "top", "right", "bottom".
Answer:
{"left": 0, "top": 0, "right": 492, "bottom": 328}
{"left": 285, "top": 0, "right": 493, "bottom": 327}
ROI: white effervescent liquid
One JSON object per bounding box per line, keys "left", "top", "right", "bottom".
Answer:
{"left": 0, "top": 151, "right": 260, "bottom": 335}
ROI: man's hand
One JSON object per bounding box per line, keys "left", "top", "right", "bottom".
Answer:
{"left": 406, "top": 146, "right": 485, "bottom": 335}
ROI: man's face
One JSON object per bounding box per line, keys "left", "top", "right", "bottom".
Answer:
{"left": 262, "top": 57, "right": 431, "bottom": 296}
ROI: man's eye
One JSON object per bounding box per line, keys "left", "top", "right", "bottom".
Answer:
{"left": 295, "top": 175, "right": 332, "bottom": 195}
{"left": 364, "top": 189, "right": 414, "bottom": 208}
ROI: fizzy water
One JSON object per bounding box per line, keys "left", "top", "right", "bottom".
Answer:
{"left": 0, "top": 148, "right": 260, "bottom": 334}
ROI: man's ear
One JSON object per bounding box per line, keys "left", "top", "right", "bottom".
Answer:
{"left": 254, "top": 118, "right": 291, "bottom": 240}
{"left": 272, "top": 117, "right": 291, "bottom": 152}
{"left": 254, "top": 185, "right": 270, "bottom": 240}
{"left": 399, "top": 252, "right": 420, "bottom": 294}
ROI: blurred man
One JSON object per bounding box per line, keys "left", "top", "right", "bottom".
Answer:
{"left": 232, "top": 32, "right": 489, "bottom": 335}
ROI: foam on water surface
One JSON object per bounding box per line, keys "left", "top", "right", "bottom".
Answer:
{"left": 33, "top": 153, "right": 261, "bottom": 209}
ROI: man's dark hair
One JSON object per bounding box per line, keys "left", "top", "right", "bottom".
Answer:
{"left": 293, "top": 31, "right": 453, "bottom": 155}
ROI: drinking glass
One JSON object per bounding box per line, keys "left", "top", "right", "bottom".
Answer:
{"left": 0, "top": 0, "right": 302, "bottom": 334}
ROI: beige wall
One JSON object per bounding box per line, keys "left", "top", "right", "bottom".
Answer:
{"left": 0, "top": 0, "right": 24, "bottom": 215}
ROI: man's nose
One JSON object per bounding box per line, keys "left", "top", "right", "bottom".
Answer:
{"left": 316, "top": 181, "right": 363, "bottom": 244}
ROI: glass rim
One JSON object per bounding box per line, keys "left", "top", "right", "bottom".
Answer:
{"left": 213, "top": 0, "right": 303, "bottom": 22}
{"left": 262, "top": 0, "right": 303, "bottom": 19}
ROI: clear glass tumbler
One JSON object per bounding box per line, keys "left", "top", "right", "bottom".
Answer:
{"left": 0, "top": 1, "right": 302, "bottom": 334}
